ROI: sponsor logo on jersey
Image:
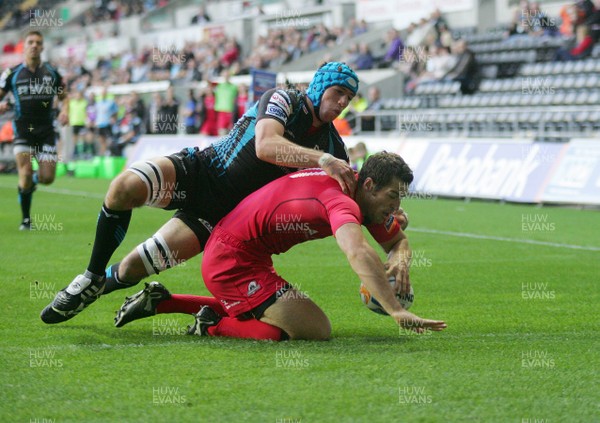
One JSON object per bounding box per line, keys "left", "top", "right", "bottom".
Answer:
{"left": 269, "top": 92, "right": 292, "bottom": 115}
{"left": 247, "top": 280, "right": 261, "bottom": 296}
{"left": 266, "top": 104, "right": 287, "bottom": 122}
{"left": 221, "top": 299, "right": 242, "bottom": 310}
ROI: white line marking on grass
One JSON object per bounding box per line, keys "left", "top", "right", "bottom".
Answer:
{"left": 411, "top": 227, "right": 600, "bottom": 252}
{"left": 0, "top": 183, "right": 105, "bottom": 199}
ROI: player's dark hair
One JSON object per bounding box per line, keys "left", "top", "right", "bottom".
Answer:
{"left": 24, "top": 30, "right": 43, "bottom": 40}
{"left": 358, "top": 151, "right": 413, "bottom": 190}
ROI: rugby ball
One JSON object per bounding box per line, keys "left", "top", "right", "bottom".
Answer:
{"left": 360, "top": 277, "right": 414, "bottom": 315}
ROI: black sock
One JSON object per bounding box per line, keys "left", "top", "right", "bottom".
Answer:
{"left": 103, "top": 262, "right": 137, "bottom": 294}
{"left": 18, "top": 186, "right": 36, "bottom": 221}
{"left": 87, "top": 205, "right": 132, "bottom": 276}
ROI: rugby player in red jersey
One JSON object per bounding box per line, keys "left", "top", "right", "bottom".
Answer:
{"left": 115, "top": 152, "right": 447, "bottom": 340}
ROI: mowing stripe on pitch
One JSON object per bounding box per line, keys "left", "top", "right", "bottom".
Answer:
{"left": 411, "top": 227, "right": 600, "bottom": 252}
{"left": 2, "top": 183, "right": 598, "bottom": 252}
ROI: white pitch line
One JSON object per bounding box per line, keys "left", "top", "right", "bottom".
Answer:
{"left": 0, "top": 182, "right": 105, "bottom": 199}
{"left": 410, "top": 227, "right": 600, "bottom": 252}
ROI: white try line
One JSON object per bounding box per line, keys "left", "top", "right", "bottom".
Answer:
{"left": 410, "top": 227, "right": 600, "bottom": 252}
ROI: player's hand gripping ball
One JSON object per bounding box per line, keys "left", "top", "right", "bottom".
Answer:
{"left": 360, "top": 277, "right": 414, "bottom": 315}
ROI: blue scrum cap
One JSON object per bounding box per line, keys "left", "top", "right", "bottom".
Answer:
{"left": 306, "top": 62, "right": 359, "bottom": 108}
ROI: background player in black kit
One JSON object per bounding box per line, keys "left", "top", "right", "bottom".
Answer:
{"left": 42, "top": 62, "right": 373, "bottom": 324}
{"left": 0, "top": 31, "right": 68, "bottom": 230}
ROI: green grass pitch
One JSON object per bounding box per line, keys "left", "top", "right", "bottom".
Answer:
{"left": 0, "top": 175, "right": 598, "bottom": 422}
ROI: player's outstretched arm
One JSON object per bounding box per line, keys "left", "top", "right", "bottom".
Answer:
{"left": 367, "top": 214, "right": 411, "bottom": 295}
{"left": 255, "top": 118, "right": 356, "bottom": 195}
{"left": 335, "top": 222, "right": 406, "bottom": 316}
{"left": 336, "top": 223, "right": 446, "bottom": 333}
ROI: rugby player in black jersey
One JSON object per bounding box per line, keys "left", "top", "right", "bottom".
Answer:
{"left": 41, "top": 62, "right": 409, "bottom": 325}
{"left": 0, "top": 31, "right": 68, "bottom": 230}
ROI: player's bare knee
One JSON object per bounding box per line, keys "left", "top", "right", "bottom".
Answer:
{"left": 105, "top": 172, "right": 147, "bottom": 209}
{"left": 118, "top": 250, "right": 148, "bottom": 284}
{"left": 38, "top": 175, "right": 55, "bottom": 185}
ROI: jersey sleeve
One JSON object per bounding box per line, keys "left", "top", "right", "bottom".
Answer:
{"left": 0, "top": 67, "right": 13, "bottom": 93}
{"left": 256, "top": 88, "right": 295, "bottom": 126}
{"left": 321, "top": 186, "right": 362, "bottom": 235}
{"left": 365, "top": 214, "right": 402, "bottom": 244}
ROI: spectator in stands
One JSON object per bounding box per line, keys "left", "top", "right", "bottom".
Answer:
{"left": 191, "top": 6, "right": 211, "bottom": 25}
{"left": 443, "top": 39, "right": 479, "bottom": 94}
{"left": 221, "top": 39, "right": 240, "bottom": 69}
{"left": 340, "top": 91, "right": 368, "bottom": 131}
{"left": 349, "top": 142, "right": 369, "bottom": 171}
{"left": 85, "top": 95, "right": 98, "bottom": 158}
{"left": 379, "top": 29, "right": 404, "bottom": 68}
{"left": 159, "top": 86, "right": 180, "bottom": 135}
{"left": 361, "top": 86, "right": 383, "bottom": 132}
{"left": 234, "top": 83, "right": 249, "bottom": 123}
{"left": 69, "top": 91, "right": 88, "bottom": 159}
{"left": 554, "top": 24, "right": 595, "bottom": 60}
{"left": 129, "top": 59, "right": 150, "bottom": 84}
{"left": 130, "top": 92, "right": 146, "bottom": 133}
{"left": 214, "top": 71, "right": 238, "bottom": 135}
{"left": 353, "top": 42, "right": 375, "bottom": 70}
{"left": 95, "top": 87, "right": 118, "bottom": 156}
{"left": 183, "top": 89, "right": 199, "bottom": 134}
{"left": 399, "top": 47, "right": 427, "bottom": 94}
{"left": 148, "top": 92, "right": 163, "bottom": 134}
{"left": 527, "top": 2, "right": 559, "bottom": 36}
{"left": 3, "top": 41, "right": 16, "bottom": 53}
{"left": 559, "top": 4, "right": 576, "bottom": 36}
{"left": 109, "top": 109, "right": 142, "bottom": 156}
{"left": 200, "top": 83, "right": 218, "bottom": 136}
{"left": 419, "top": 45, "right": 456, "bottom": 83}
{"left": 438, "top": 23, "right": 454, "bottom": 49}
